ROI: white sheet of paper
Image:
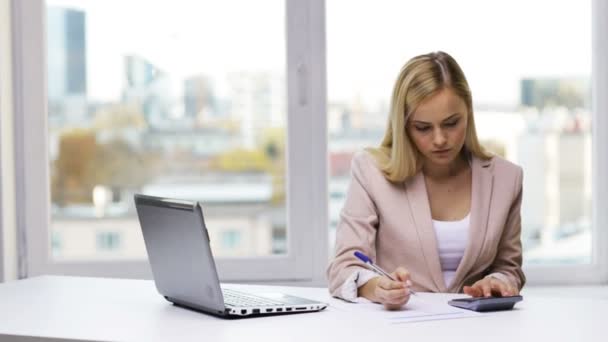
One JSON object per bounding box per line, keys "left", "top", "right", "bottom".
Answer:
{"left": 329, "top": 293, "right": 481, "bottom": 324}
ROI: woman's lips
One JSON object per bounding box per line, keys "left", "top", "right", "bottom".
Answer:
{"left": 433, "top": 148, "right": 451, "bottom": 154}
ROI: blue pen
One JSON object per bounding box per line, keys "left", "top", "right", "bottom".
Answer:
{"left": 354, "top": 251, "right": 417, "bottom": 296}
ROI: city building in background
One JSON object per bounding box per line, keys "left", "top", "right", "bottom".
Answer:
{"left": 47, "top": 6, "right": 88, "bottom": 127}
{"left": 520, "top": 78, "right": 590, "bottom": 110}
{"left": 47, "top": 4, "right": 287, "bottom": 260}
{"left": 46, "top": 1, "right": 591, "bottom": 267}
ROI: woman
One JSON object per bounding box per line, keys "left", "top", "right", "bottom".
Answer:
{"left": 327, "top": 51, "right": 525, "bottom": 310}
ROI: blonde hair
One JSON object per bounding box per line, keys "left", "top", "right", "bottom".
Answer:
{"left": 366, "top": 51, "right": 492, "bottom": 183}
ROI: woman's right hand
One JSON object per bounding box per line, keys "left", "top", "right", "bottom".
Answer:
{"left": 358, "top": 267, "right": 412, "bottom": 310}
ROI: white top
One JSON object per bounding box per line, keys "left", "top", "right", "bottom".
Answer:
{"left": 340, "top": 214, "right": 469, "bottom": 301}
{"left": 432, "top": 213, "right": 470, "bottom": 288}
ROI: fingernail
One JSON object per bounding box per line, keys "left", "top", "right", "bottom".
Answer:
{"left": 405, "top": 280, "right": 412, "bottom": 286}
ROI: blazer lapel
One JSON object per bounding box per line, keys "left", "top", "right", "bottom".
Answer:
{"left": 450, "top": 157, "right": 494, "bottom": 291}
{"left": 405, "top": 172, "right": 447, "bottom": 293}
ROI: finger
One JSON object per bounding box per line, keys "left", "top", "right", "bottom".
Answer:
{"left": 385, "top": 287, "right": 410, "bottom": 302}
{"left": 377, "top": 287, "right": 403, "bottom": 301}
{"left": 383, "top": 291, "right": 411, "bottom": 306}
{"left": 480, "top": 280, "right": 492, "bottom": 297}
{"left": 390, "top": 293, "right": 411, "bottom": 306}
{"left": 377, "top": 286, "right": 409, "bottom": 304}
{"left": 393, "top": 267, "right": 411, "bottom": 283}
{"left": 384, "top": 301, "right": 407, "bottom": 310}
{"left": 505, "top": 284, "right": 519, "bottom": 296}
{"left": 491, "top": 279, "right": 509, "bottom": 297}
{"left": 383, "top": 294, "right": 409, "bottom": 306}
{"left": 491, "top": 278, "right": 517, "bottom": 297}
{"left": 463, "top": 285, "right": 482, "bottom": 297}
{"left": 501, "top": 282, "right": 516, "bottom": 297}
{"left": 378, "top": 277, "right": 405, "bottom": 290}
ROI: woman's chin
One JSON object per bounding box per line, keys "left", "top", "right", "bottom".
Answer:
{"left": 428, "top": 154, "right": 457, "bottom": 165}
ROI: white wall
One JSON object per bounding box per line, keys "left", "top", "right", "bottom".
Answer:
{"left": 0, "top": 0, "right": 18, "bottom": 282}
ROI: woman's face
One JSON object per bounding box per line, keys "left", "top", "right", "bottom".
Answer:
{"left": 407, "top": 88, "right": 469, "bottom": 167}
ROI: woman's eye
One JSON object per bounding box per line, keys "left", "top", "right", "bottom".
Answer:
{"left": 444, "top": 120, "right": 459, "bottom": 127}
{"left": 415, "top": 126, "right": 430, "bottom": 132}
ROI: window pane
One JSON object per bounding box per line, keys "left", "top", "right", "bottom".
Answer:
{"left": 47, "top": 0, "right": 286, "bottom": 260}
{"left": 327, "top": 0, "right": 591, "bottom": 265}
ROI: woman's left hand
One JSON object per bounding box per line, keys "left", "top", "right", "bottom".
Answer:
{"left": 463, "top": 276, "right": 518, "bottom": 297}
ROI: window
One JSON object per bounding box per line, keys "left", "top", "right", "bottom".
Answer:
{"left": 47, "top": 1, "right": 287, "bottom": 260}
{"left": 9, "top": 0, "right": 606, "bottom": 285}
{"left": 51, "top": 232, "right": 61, "bottom": 256}
{"left": 221, "top": 230, "right": 241, "bottom": 250}
{"left": 96, "top": 232, "right": 120, "bottom": 251}
{"left": 13, "top": 0, "right": 327, "bottom": 282}
{"left": 327, "top": 0, "right": 607, "bottom": 284}
{"left": 272, "top": 226, "right": 287, "bottom": 254}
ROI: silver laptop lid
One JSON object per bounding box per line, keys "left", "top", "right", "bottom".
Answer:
{"left": 134, "top": 194, "right": 225, "bottom": 314}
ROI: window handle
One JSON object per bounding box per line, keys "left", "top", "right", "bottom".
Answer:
{"left": 297, "top": 62, "right": 307, "bottom": 106}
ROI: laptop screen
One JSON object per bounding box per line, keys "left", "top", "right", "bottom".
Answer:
{"left": 134, "top": 194, "right": 225, "bottom": 312}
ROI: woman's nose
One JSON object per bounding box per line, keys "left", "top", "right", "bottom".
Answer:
{"left": 433, "top": 129, "right": 447, "bottom": 146}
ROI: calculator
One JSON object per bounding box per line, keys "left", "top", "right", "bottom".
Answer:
{"left": 448, "top": 295, "right": 523, "bottom": 312}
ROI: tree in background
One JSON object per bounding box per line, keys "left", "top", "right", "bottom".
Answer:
{"left": 211, "top": 127, "right": 286, "bottom": 206}
{"left": 214, "top": 148, "right": 270, "bottom": 172}
{"left": 261, "top": 128, "right": 286, "bottom": 206}
{"left": 93, "top": 139, "right": 156, "bottom": 192}
{"left": 51, "top": 104, "right": 157, "bottom": 207}
{"left": 51, "top": 129, "right": 97, "bottom": 206}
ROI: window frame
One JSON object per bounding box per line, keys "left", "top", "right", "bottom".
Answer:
{"left": 0, "top": 26, "right": 4, "bottom": 283}
{"left": 517, "top": 0, "right": 608, "bottom": 285}
{"left": 0, "top": 0, "right": 17, "bottom": 283}
{"left": 10, "top": 0, "right": 328, "bottom": 283}
{"left": 6, "top": 0, "right": 607, "bottom": 286}
{"left": 520, "top": 0, "right": 608, "bottom": 285}
{"left": 593, "top": 0, "right": 608, "bottom": 284}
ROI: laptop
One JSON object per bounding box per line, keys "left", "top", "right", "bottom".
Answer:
{"left": 134, "top": 194, "right": 328, "bottom": 317}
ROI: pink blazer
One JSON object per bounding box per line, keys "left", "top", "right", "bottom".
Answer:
{"left": 327, "top": 151, "right": 525, "bottom": 296}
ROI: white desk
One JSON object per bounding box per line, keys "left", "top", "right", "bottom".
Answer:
{"left": 1, "top": 276, "right": 607, "bottom": 342}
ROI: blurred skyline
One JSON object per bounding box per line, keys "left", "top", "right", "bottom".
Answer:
{"left": 45, "top": 0, "right": 592, "bottom": 263}
{"left": 47, "top": 0, "right": 590, "bottom": 106}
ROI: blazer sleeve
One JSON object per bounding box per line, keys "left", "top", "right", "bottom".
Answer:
{"left": 326, "top": 153, "right": 380, "bottom": 298}
{"left": 489, "top": 166, "right": 526, "bottom": 290}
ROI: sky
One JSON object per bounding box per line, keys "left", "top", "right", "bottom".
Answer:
{"left": 325, "top": 0, "right": 591, "bottom": 106}
{"left": 47, "top": 0, "right": 591, "bottom": 107}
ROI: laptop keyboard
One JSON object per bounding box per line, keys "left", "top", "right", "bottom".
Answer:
{"left": 222, "top": 288, "right": 285, "bottom": 307}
